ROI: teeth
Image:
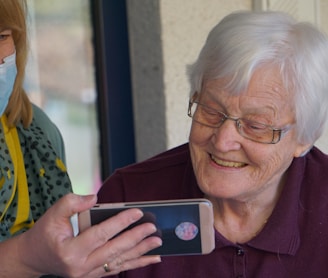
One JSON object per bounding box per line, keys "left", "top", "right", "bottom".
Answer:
{"left": 211, "top": 155, "right": 245, "bottom": 168}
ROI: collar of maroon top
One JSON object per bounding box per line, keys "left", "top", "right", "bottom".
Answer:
{"left": 183, "top": 151, "right": 305, "bottom": 256}
{"left": 248, "top": 156, "right": 303, "bottom": 255}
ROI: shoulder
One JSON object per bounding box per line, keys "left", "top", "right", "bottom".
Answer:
{"left": 119, "top": 143, "right": 191, "bottom": 174}
{"left": 291, "top": 146, "right": 328, "bottom": 178}
{"left": 98, "top": 143, "right": 195, "bottom": 202}
{"left": 32, "top": 104, "right": 66, "bottom": 162}
{"left": 32, "top": 103, "right": 54, "bottom": 126}
{"left": 306, "top": 145, "right": 328, "bottom": 163}
{"left": 295, "top": 147, "right": 328, "bottom": 262}
{"left": 297, "top": 146, "right": 328, "bottom": 208}
{"left": 304, "top": 146, "right": 328, "bottom": 175}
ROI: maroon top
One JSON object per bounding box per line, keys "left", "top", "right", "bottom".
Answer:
{"left": 98, "top": 143, "right": 328, "bottom": 278}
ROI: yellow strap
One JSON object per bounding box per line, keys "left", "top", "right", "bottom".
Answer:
{"left": 0, "top": 116, "right": 17, "bottom": 222}
{"left": 0, "top": 116, "right": 34, "bottom": 233}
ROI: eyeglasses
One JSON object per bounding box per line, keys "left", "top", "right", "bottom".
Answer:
{"left": 187, "top": 94, "right": 293, "bottom": 144}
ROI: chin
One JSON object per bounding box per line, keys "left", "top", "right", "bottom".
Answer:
{"left": 199, "top": 176, "right": 250, "bottom": 200}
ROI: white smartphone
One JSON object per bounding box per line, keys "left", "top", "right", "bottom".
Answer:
{"left": 78, "top": 198, "right": 215, "bottom": 256}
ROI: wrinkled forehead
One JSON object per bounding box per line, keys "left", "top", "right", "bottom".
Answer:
{"left": 203, "top": 62, "right": 294, "bottom": 99}
{"left": 201, "top": 65, "right": 295, "bottom": 115}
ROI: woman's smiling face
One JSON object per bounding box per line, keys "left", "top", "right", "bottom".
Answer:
{"left": 189, "top": 66, "right": 310, "bottom": 202}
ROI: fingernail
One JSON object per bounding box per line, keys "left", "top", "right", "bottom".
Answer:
{"left": 80, "top": 194, "right": 97, "bottom": 202}
{"left": 150, "top": 224, "right": 157, "bottom": 233}
{"left": 157, "top": 238, "right": 163, "bottom": 247}
{"left": 131, "top": 209, "right": 143, "bottom": 221}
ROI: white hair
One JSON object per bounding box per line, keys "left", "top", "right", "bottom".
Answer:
{"left": 188, "top": 11, "right": 328, "bottom": 145}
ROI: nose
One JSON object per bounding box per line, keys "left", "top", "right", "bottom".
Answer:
{"left": 211, "top": 118, "right": 242, "bottom": 152}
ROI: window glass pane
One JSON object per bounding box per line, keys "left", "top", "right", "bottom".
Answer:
{"left": 25, "top": 0, "right": 101, "bottom": 194}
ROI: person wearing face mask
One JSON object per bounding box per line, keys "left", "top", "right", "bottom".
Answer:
{"left": 98, "top": 10, "right": 328, "bottom": 277}
{"left": 0, "top": 1, "right": 162, "bottom": 277}
{"left": 0, "top": 52, "right": 16, "bottom": 116}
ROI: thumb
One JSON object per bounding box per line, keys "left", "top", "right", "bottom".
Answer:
{"left": 51, "top": 193, "right": 97, "bottom": 219}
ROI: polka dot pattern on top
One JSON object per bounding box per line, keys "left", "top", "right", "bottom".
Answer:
{"left": 0, "top": 116, "right": 72, "bottom": 239}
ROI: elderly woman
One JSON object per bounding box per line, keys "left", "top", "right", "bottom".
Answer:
{"left": 0, "top": 0, "right": 161, "bottom": 277}
{"left": 98, "top": 10, "right": 328, "bottom": 277}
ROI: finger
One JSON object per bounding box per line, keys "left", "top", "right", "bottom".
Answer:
{"left": 57, "top": 208, "right": 149, "bottom": 275}
{"left": 121, "top": 255, "right": 162, "bottom": 271}
{"left": 89, "top": 223, "right": 162, "bottom": 265}
{"left": 96, "top": 255, "right": 161, "bottom": 276}
{"left": 68, "top": 222, "right": 162, "bottom": 276}
{"left": 106, "top": 232, "right": 162, "bottom": 261}
{"left": 103, "top": 223, "right": 161, "bottom": 259}
{"left": 49, "top": 193, "right": 97, "bottom": 219}
{"left": 85, "top": 222, "right": 162, "bottom": 270}
{"left": 76, "top": 208, "right": 146, "bottom": 251}
{"left": 104, "top": 235, "right": 162, "bottom": 272}
{"left": 30, "top": 194, "right": 98, "bottom": 244}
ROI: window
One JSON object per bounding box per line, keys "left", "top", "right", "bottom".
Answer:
{"left": 25, "top": 0, "right": 101, "bottom": 194}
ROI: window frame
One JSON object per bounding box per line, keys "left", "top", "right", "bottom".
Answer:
{"left": 90, "top": 0, "right": 136, "bottom": 180}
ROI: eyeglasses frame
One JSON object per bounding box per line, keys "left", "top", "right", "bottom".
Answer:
{"left": 187, "top": 93, "right": 293, "bottom": 144}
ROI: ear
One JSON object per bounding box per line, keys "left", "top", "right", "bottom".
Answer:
{"left": 294, "top": 143, "right": 313, "bottom": 157}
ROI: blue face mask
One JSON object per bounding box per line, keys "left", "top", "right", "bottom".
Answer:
{"left": 0, "top": 52, "right": 17, "bottom": 116}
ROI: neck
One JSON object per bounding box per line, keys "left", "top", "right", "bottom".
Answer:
{"left": 208, "top": 178, "right": 285, "bottom": 243}
{"left": 211, "top": 200, "right": 272, "bottom": 243}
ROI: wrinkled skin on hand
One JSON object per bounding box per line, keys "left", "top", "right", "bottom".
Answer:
{"left": 15, "top": 193, "right": 162, "bottom": 278}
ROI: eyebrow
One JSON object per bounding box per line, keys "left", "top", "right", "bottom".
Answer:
{"left": 199, "top": 91, "right": 227, "bottom": 111}
{"left": 0, "top": 27, "right": 11, "bottom": 33}
{"left": 200, "top": 91, "right": 278, "bottom": 121}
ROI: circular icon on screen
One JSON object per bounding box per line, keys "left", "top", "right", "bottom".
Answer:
{"left": 175, "top": 222, "right": 199, "bottom": 241}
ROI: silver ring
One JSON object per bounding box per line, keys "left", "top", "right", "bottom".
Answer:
{"left": 103, "top": 263, "right": 110, "bottom": 273}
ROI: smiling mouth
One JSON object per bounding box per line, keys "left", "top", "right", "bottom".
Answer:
{"left": 210, "top": 155, "right": 246, "bottom": 168}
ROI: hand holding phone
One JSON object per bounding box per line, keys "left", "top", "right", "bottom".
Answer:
{"left": 78, "top": 199, "right": 215, "bottom": 256}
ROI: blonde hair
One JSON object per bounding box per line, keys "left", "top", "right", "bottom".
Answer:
{"left": 0, "top": 0, "right": 32, "bottom": 127}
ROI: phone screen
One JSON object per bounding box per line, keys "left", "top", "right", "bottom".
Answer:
{"left": 90, "top": 203, "right": 202, "bottom": 255}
